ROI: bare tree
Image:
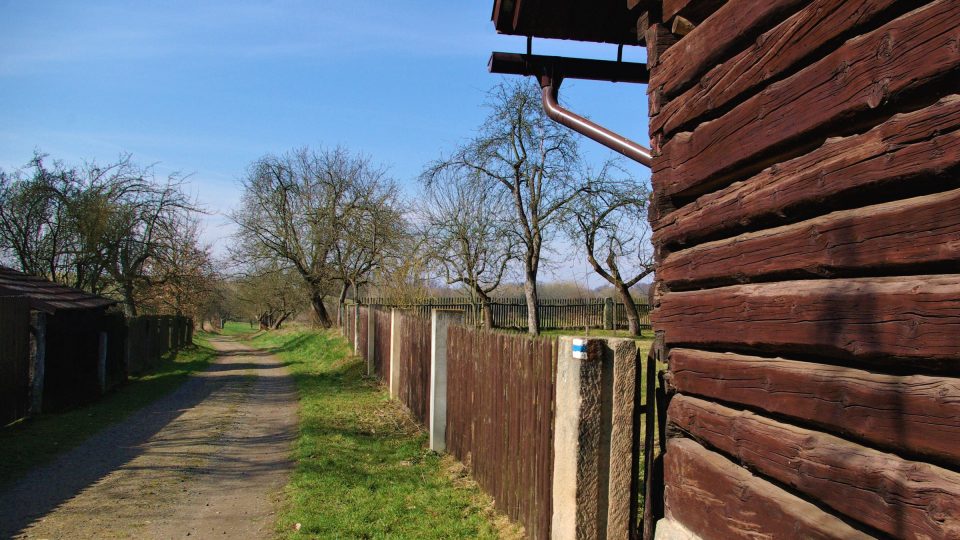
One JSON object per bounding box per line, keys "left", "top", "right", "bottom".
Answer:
{"left": 419, "top": 168, "right": 516, "bottom": 329}
{"left": 230, "top": 147, "right": 401, "bottom": 328}
{"left": 0, "top": 153, "right": 200, "bottom": 315}
{"left": 423, "top": 80, "right": 584, "bottom": 335}
{"left": 234, "top": 266, "right": 307, "bottom": 330}
{"left": 139, "top": 212, "right": 219, "bottom": 320}
{"left": 331, "top": 177, "right": 406, "bottom": 324}
{"left": 567, "top": 168, "right": 654, "bottom": 336}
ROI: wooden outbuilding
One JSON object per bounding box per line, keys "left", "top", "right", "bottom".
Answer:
{"left": 489, "top": 1, "right": 960, "bottom": 538}
{"left": 0, "top": 267, "right": 122, "bottom": 423}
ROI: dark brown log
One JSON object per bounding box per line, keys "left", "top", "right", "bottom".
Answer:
{"left": 644, "top": 23, "right": 678, "bottom": 68}
{"left": 663, "top": 437, "right": 872, "bottom": 540}
{"left": 652, "top": 0, "right": 913, "bottom": 137}
{"left": 669, "top": 395, "right": 960, "bottom": 539}
{"left": 652, "top": 94, "right": 960, "bottom": 248}
{"left": 650, "top": 0, "right": 809, "bottom": 100}
{"left": 654, "top": 0, "right": 960, "bottom": 199}
{"left": 668, "top": 348, "right": 960, "bottom": 464}
{"left": 659, "top": 188, "right": 960, "bottom": 288}
{"left": 669, "top": 16, "right": 695, "bottom": 36}
{"left": 662, "top": 0, "right": 726, "bottom": 24}
{"left": 653, "top": 276, "right": 960, "bottom": 363}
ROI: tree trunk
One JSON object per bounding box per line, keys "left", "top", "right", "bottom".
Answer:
{"left": 524, "top": 270, "right": 540, "bottom": 336}
{"left": 474, "top": 286, "right": 496, "bottom": 330}
{"left": 121, "top": 282, "right": 138, "bottom": 317}
{"left": 311, "top": 291, "right": 332, "bottom": 328}
{"left": 615, "top": 282, "right": 642, "bottom": 336}
{"left": 272, "top": 311, "right": 290, "bottom": 330}
{"left": 337, "top": 282, "right": 349, "bottom": 326}
{"left": 482, "top": 300, "right": 494, "bottom": 330}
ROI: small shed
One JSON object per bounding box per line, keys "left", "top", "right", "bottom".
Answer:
{"left": 0, "top": 267, "right": 123, "bottom": 423}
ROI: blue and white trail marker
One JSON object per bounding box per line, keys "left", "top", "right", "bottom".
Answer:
{"left": 572, "top": 338, "right": 588, "bottom": 360}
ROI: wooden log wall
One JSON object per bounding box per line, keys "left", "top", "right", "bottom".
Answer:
{"left": 445, "top": 325, "right": 557, "bottom": 540}
{"left": 394, "top": 312, "right": 432, "bottom": 426}
{"left": 642, "top": 0, "right": 960, "bottom": 537}
{"left": 0, "top": 297, "right": 31, "bottom": 426}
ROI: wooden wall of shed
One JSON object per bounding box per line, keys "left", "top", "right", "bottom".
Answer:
{"left": 0, "top": 297, "right": 31, "bottom": 425}
{"left": 644, "top": 0, "right": 960, "bottom": 538}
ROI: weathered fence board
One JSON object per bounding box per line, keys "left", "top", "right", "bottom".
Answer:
{"left": 396, "top": 312, "right": 431, "bottom": 425}
{"left": 669, "top": 395, "right": 960, "bottom": 539}
{"left": 654, "top": 276, "right": 960, "bottom": 364}
{"left": 373, "top": 308, "right": 391, "bottom": 379}
{"left": 669, "top": 348, "right": 960, "bottom": 464}
{"left": 654, "top": 0, "right": 960, "bottom": 199}
{"left": 653, "top": 94, "right": 960, "bottom": 248}
{"left": 0, "top": 297, "right": 31, "bottom": 425}
{"left": 446, "top": 325, "right": 557, "bottom": 540}
{"left": 663, "top": 438, "right": 871, "bottom": 539}
{"left": 127, "top": 315, "right": 191, "bottom": 375}
{"left": 659, "top": 188, "right": 960, "bottom": 288}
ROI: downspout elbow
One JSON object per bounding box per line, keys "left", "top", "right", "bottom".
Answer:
{"left": 539, "top": 75, "right": 652, "bottom": 168}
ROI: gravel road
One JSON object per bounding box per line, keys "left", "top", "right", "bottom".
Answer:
{"left": 0, "top": 335, "right": 298, "bottom": 539}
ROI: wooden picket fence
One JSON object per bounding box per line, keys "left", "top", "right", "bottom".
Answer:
{"left": 355, "top": 296, "right": 651, "bottom": 331}
{"left": 446, "top": 324, "right": 557, "bottom": 540}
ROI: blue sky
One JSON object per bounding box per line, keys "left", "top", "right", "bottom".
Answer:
{"left": 0, "top": 1, "right": 650, "bottom": 285}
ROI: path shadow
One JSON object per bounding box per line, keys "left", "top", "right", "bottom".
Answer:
{"left": 0, "top": 347, "right": 291, "bottom": 537}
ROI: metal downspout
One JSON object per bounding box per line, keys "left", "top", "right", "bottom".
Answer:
{"left": 539, "top": 75, "right": 653, "bottom": 168}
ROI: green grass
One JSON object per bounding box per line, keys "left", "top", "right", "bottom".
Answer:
{"left": 0, "top": 332, "right": 218, "bottom": 487}
{"left": 245, "top": 327, "right": 509, "bottom": 539}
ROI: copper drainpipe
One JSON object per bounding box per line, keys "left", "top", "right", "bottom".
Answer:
{"left": 539, "top": 74, "right": 652, "bottom": 168}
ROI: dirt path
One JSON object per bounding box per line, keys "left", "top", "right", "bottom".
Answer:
{"left": 0, "top": 335, "right": 298, "bottom": 539}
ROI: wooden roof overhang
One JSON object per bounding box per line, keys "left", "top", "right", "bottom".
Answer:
{"left": 0, "top": 267, "right": 117, "bottom": 314}
{"left": 492, "top": 0, "right": 648, "bottom": 46}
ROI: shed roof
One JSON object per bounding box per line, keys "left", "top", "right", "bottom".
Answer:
{"left": 0, "top": 267, "right": 117, "bottom": 313}
{"left": 492, "top": 0, "right": 646, "bottom": 45}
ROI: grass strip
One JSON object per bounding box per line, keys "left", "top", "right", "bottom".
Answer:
{"left": 244, "top": 325, "right": 513, "bottom": 539}
{"left": 0, "top": 331, "right": 218, "bottom": 486}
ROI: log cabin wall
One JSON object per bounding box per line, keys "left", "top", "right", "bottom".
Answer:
{"left": 643, "top": 0, "right": 960, "bottom": 538}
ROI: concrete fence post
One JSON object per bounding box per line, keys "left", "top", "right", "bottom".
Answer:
{"left": 552, "top": 336, "right": 641, "bottom": 540}
{"left": 389, "top": 308, "right": 400, "bottom": 399}
{"left": 428, "top": 309, "right": 461, "bottom": 452}
{"left": 28, "top": 311, "right": 47, "bottom": 416}
{"left": 367, "top": 305, "right": 376, "bottom": 376}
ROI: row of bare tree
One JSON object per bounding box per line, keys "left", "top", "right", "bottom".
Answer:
{"left": 228, "top": 80, "right": 653, "bottom": 335}
{"left": 0, "top": 153, "right": 217, "bottom": 320}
